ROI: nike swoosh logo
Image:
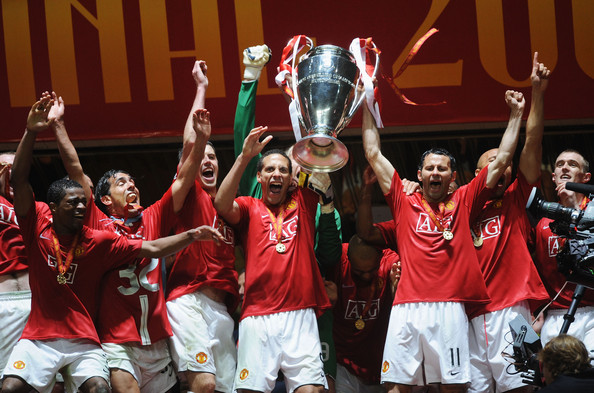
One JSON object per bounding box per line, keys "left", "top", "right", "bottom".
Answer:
{"left": 450, "top": 371, "right": 460, "bottom": 376}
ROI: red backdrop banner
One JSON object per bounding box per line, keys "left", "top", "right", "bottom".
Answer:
{"left": 1, "top": 0, "right": 593, "bottom": 143}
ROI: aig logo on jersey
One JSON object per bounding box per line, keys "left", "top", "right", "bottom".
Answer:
{"left": 345, "top": 299, "right": 380, "bottom": 320}
{"left": 548, "top": 235, "right": 562, "bottom": 257}
{"left": 416, "top": 213, "right": 452, "bottom": 234}
{"left": 0, "top": 203, "right": 18, "bottom": 225}
{"left": 268, "top": 216, "right": 298, "bottom": 243}
{"left": 476, "top": 216, "right": 502, "bottom": 240}
{"left": 212, "top": 216, "right": 234, "bottom": 245}
{"left": 47, "top": 255, "right": 78, "bottom": 284}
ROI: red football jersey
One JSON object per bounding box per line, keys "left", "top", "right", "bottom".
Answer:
{"left": 375, "top": 220, "right": 397, "bottom": 251}
{"left": 235, "top": 187, "right": 331, "bottom": 319}
{"left": 332, "top": 243, "right": 398, "bottom": 384}
{"left": 166, "top": 181, "right": 238, "bottom": 312}
{"left": 0, "top": 196, "right": 49, "bottom": 275}
{"left": 384, "top": 168, "right": 491, "bottom": 305}
{"left": 466, "top": 172, "right": 549, "bottom": 318}
{"left": 85, "top": 187, "right": 177, "bottom": 345}
{"left": 19, "top": 203, "right": 141, "bottom": 344}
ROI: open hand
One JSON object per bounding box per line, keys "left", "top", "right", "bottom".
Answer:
{"left": 189, "top": 225, "right": 224, "bottom": 244}
{"left": 26, "top": 93, "right": 53, "bottom": 133}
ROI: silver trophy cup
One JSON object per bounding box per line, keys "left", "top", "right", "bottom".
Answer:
{"left": 292, "top": 45, "right": 376, "bottom": 172}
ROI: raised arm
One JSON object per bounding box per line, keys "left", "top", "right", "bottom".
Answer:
{"left": 180, "top": 60, "right": 208, "bottom": 168}
{"left": 519, "top": 52, "right": 550, "bottom": 184}
{"left": 48, "top": 92, "right": 94, "bottom": 201}
{"left": 11, "top": 94, "right": 54, "bottom": 216}
{"left": 172, "top": 109, "right": 210, "bottom": 213}
{"left": 362, "top": 105, "right": 395, "bottom": 194}
{"left": 214, "top": 126, "right": 271, "bottom": 225}
{"left": 486, "top": 90, "right": 525, "bottom": 188}
{"left": 138, "top": 225, "right": 223, "bottom": 258}
{"left": 234, "top": 45, "right": 270, "bottom": 198}
{"left": 356, "top": 166, "right": 386, "bottom": 246}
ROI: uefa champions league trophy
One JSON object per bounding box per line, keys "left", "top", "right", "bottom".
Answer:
{"left": 278, "top": 37, "right": 380, "bottom": 172}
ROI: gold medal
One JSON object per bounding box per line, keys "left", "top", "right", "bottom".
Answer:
{"left": 355, "top": 317, "right": 365, "bottom": 330}
{"left": 275, "top": 243, "right": 286, "bottom": 254}
{"left": 57, "top": 274, "right": 67, "bottom": 285}
{"left": 473, "top": 236, "right": 483, "bottom": 248}
{"left": 442, "top": 230, "right": 454, "bottom": 241}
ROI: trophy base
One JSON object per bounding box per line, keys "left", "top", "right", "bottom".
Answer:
{"left": 292, "top": 134, "right": 349, "bottom": 173}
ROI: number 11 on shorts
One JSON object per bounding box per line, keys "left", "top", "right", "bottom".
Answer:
{"left": 449, "top": 347, "right": 460, "bottom": 367}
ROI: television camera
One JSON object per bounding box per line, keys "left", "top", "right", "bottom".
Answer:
{"left": 507, "top": 182, "right": 594, "bottom": 386}
{"left": 526, "top": 182, "right": 594, "bottom": 290}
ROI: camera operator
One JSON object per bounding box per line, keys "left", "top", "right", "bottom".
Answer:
{"left": 532, "top": 149, "right": 594, "bottom": 356}
{"left": 537, "top": 334, "right": 594, "bottom": 391}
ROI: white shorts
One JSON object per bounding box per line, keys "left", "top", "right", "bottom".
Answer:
{"left": 335, "top": 363, "right": 384, "bottom": 393}
{"left": 0, "top": 291, "right": 31, "bottom": 373}
{"left": 235, "top": 309, "right": 327, "bottom": 393}
{"left": 381, "top": 302, "right": 470, "bottom": 386}
{"left": 167, "top": 291, "right": 236, "bottom": 392}
{"left": 102, "top": 339, "right": 176, "bottom": 393}
{"left": 3, "top": 338, "right": 109, "bottom": 393}
{"left": 540, "top": 306, "right": 594, "bottom": 357}
{"left": 468, "top": 301, "right": 532, "bottom": 393}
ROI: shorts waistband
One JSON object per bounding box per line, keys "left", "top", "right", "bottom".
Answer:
{"left": 548, "top": 306, "right": 594, "bottom": 315}
{"left": 0, "top": 290, "right": 32, "bottom": 301}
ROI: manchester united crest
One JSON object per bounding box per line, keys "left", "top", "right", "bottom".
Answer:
{"left": 13, "top": 360, "right": 25, "bottom": 370}
{"left": 196, "top": 352, "right": 208, "bottom": 364}
{"left": 74, "top": 245, "right": 85, "bottom": 258}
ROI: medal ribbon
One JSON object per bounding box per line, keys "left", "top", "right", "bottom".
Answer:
{"left": 358, "top": 278, "right": 377, "bottom": 323}
{"left": 579, "top": 197, "right": 589, "bottom": 210}
{"left": 266, "top": 205, "right": 286, "bottom": 247}
{"left": 420, "top": 198, "right": 450, "bottom": 233}
{"left": 50, "top": 229, "right": 80, "bottom": 278}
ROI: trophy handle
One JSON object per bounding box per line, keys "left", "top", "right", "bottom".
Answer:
{"left": 347, "top": 40, "right": 380, "bottom": 119}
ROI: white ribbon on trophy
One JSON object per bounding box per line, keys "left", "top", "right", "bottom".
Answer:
{"left": 349, "top": 38, "right": 384, "bottom": 128}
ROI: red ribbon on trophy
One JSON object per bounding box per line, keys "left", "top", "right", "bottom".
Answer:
{"left": 382, "top": 28, "right": 446, "bottom": 106}
{"left": 276, "top": 35, "right": 314, "bottom": 142}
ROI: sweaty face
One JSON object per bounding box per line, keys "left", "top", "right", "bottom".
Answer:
{"left": 104, "top": 172, "right": 141, "bottom": 217}
{"left": 476, "top": 148, "right": 511, "bottom": 198}
{"left": 257, "top": 154, "right": 291, "bottom": 207}
{"left": 52, "top": 187, "right": 87, "bottom": 233}
{"left": 199, "top": 144, "right": 219, "bottom": 192}
{"left": 0, "top": 153, "right": 15, "bottom": 200}
{"left": 417, "top": 154, "right": 455, "bottom": 203}
{"left": 553, "top": 152, "right": 590, "bottom": 186}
